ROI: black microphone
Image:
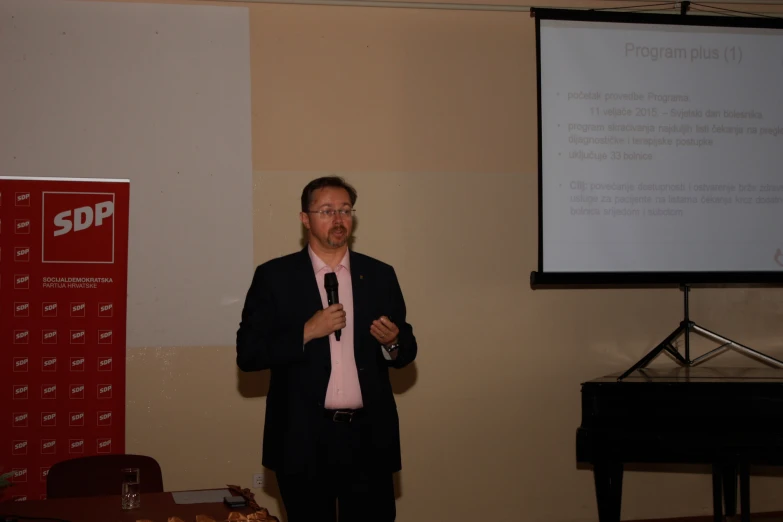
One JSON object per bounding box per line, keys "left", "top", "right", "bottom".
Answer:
{"left": 324, "top": 272, "right": 341, "bottom": 341}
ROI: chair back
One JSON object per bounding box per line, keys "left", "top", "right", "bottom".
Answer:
{"left": 46, "top": 454, "right": 164, "bottom": 499}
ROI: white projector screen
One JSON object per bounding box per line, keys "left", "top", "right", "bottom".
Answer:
{"left": 532, "top": 9, "right": 783, "bottom": 285}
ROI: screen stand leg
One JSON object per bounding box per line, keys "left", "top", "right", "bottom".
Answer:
{"left": 617, "top": 285, "right": 783, "bottom": 381}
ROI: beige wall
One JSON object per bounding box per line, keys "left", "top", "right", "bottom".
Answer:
{"left": 120, "top": 1, "right": 783, "bottom": 520}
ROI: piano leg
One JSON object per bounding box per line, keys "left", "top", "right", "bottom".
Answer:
{"left": 721, "top": 463, "right": 738, "bottom": 517}
{"left": 711, "top": 467, "right": 723, "bottom": 522}
{"left": 593, "top": 462, "right": 623, "bottom": 522}
{"left": 739, "top": 462, "right": 750, "bottom": 522}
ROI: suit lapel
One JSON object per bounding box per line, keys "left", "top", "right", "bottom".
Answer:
{"left": 296, "top": 248, "right": 332, "bottom": 384}
{"left": 350, "top": 251, "right": 371, "bottom": 370}
{"left": 296, "top": 247, "right": 323, "bottom": 315}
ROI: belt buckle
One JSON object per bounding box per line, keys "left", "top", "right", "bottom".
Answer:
{"left": 333, "top": 410, "right": 353, "bottom": 423}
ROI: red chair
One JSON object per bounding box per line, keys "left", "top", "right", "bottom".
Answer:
{"left": 46, "top": 454, "right": 164, "bottom": 499}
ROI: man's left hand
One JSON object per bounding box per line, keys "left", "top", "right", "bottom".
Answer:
{"left": 371, "top": 316, "right": 399, "bottom": 346}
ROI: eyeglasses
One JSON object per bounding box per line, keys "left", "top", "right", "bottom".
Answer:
{"left": 306, "top": 209, "right": 356, "bottom": 219}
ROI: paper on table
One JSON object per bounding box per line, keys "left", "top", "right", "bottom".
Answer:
{"left": 171, "top": 489, "right": 233, "bottom": 504}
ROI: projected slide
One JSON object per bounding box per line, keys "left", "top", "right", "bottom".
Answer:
{"left": 536, "top": 11, "right": 783, "bottom": 282}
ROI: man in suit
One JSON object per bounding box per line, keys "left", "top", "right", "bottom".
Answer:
{"left": 236, "top": 176, "right": 417, "bottom": 522}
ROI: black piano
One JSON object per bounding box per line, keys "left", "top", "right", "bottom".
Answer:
{"left": 577, "top": 367, "right": 783, "bottom": 522}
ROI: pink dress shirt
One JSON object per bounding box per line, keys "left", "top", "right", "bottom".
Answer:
{"left": 308, "top": 246, "right": 363, "bottom": 409}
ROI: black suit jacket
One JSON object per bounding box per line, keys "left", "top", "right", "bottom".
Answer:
{"left": 236, "top": 247, "right": 417, "bottom": 476}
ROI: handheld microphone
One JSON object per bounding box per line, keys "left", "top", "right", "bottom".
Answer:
{"left": 324, "top": 272, "right": 341, "bottom": 341}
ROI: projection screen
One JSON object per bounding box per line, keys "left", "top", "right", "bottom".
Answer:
{"left": 531, "top": 8, "right": 783, "bottom": 286}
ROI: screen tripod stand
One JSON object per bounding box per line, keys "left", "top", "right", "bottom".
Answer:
{"left": 617, "top": 285, "right": 783, "bottom": 381}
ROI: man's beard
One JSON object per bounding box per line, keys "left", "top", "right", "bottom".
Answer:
{"left": 327, "top": 226, "right": 348, "bottom": 248}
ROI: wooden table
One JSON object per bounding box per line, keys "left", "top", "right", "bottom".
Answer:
{"left": 0, "top": 490, "right": 260, "bottom": 522}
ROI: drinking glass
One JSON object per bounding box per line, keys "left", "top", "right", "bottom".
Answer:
{"left": 121, "top": 467, "right": 140, "bottom": 510}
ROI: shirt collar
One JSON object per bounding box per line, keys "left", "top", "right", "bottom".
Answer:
{"left": 308, "top": 245, "right": 350, "bottom": 274}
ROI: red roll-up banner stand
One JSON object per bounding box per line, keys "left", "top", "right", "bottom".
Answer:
{"left": 0, "top": 177, "right": 129, "bottom": 501}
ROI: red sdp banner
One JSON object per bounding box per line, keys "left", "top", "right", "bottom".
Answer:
{"left": 0, "top": 177, "right": 129, "bottom": 502}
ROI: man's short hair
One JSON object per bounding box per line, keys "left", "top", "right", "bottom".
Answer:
{"left": 301, "top": 176, "right": 358, "bottom": 212}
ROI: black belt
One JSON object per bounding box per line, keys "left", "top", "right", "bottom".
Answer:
{"left": 324, "top": 408, "right": 364, "bottom": 423}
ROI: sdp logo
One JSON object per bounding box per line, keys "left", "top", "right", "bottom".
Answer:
{"left": 42, "top": 192, "right": 115, "bottom": 263}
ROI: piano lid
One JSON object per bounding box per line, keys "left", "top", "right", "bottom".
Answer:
{"left": 584, "top": 366, "right": 783, "bottom": 385}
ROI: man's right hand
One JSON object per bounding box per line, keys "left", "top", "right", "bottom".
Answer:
{"left": 303, "top": 304, "right": 346, "bottom": 344}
